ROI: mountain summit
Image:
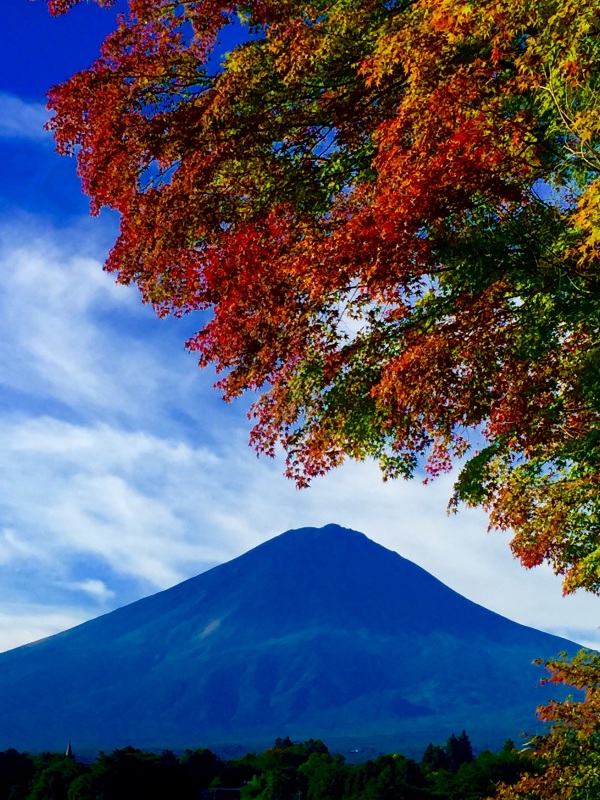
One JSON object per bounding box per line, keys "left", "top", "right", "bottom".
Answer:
{"left": 0, "top": 524, "right": 578, "bottom": 754}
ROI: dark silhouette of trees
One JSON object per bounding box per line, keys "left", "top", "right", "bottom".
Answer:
{"left": 445, "top": 731, "right": 474, "bottom": 772}
{"left": 0, "top": 733, "right": 536, "bottom": 799}
{"left": 0, "top": 750, "right": 34, "bottom": 800}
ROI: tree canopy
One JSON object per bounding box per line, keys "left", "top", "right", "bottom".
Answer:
{"left": 45, "top": 0, "right": 600, "bottom": 593}
{"left": 493, "top": 651, "right": 600, "bottom": 800}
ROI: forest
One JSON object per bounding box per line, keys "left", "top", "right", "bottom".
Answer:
{"left": 0, "top": 731, "right": 536, "bottom": 800}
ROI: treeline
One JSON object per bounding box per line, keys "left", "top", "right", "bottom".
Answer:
{"left": 0, "top": 732, "right": 537, "bottom": 800}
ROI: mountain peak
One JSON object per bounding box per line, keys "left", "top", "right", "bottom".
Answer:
{"left": 0, "top": 524, "right": 579, "bottom": 755}
{"left": 252, "top": 522, "right": 372, "bottom": 552}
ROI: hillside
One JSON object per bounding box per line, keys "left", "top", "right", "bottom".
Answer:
{"left": 0, "top": 524, "right": 579, "bottom": 754}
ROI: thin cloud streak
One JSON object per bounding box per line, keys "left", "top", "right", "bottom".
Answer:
{"left": 59, "top": 579, "right": 116, "bottom": 602}
{"left": 0, "top": 93, "right": 50, "bottom": 141}
{"left": 0, "top": 606, "right": 89, "bottom": 653}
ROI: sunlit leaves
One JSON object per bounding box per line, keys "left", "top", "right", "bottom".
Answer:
{"left": 47, "top": 0, "right": 115, "bottom": 15}
{"left": 46, "top": 0, "right": 600, "bottom": 592}
{"left": 492, "top": 652, "right": 600, "bottom": 800}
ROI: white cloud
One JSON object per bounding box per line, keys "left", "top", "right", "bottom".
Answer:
{"left": 0, "top": 606, "right": 89, "bottom": 652}
{"left": 0, "top": 94, "right": 51, "bottom": 142}
{"left": 60, "top": 579, "right": 115, "bottom": 602}
{"left": 0, "top": 528, "right": 40, "bottom": 564}
{"left": 0, "top": 416, "right": 232, "bottom": 590}
{"left": 0, "top": 222, "right": 147, "bottom": 416}
{"left": 0, "top": 216, "right": 221, "bottom": 429}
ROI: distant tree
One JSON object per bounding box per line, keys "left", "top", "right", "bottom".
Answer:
{"left": 0, "top": 750, "right": 35, "bottom": 800}
{"left": 218, "top": 756, "right": 258, "bottom": 792}
{"left": 242, "top": 739, "right": 333, "bottom": 800}
{"left": 241, "top": 764, "right": 298, "bottom": 800}
{"left": 299, "top": 740, "right": 330, "bottom": 757}
{"left": 429, "top": 744, "right": 536, "bottom": 800}
{"left": 298, "top": 752, "right": 347, "bottom": 800}
{"left": 444, "top": 731, "right": 474, "bottom": 772}
{"left": 273, "top": 738, "right": 294, "bottom": 750}
{"left": 26, "top": 756, "right": 80, "bottom": 800}
{"left": 0, "top": 737, "right": 550, "bottom": 800}
{"left": 262, "top": 739, "right": 328, "bottom": 772}
{"left": 84, "top": 746, "right": 184, "bottom": 800}
{"left": 66, "top": 773, "right": 93, "bottom": 800}
{"left": 344, "top": 754, "right": 428, "bottom": 800}
{"left": 180, "top": 747, "right": 223, "bottom": 793}
{"left": 421, "top": 744, "right": 450, "bottom": 775}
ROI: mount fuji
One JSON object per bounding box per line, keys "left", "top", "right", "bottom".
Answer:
{"left": 0, "top": 524, "right": 580, "bottom": 755}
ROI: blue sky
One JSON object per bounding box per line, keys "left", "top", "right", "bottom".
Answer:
{"left": 0, "top": 0, "right": 598, "bottom": 653}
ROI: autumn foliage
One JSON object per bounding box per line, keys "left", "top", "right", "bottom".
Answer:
{"left": 45, "top": 0, "right": 600, "bottom": 593}
{"left": 492, "top": 651, "right": 600, "bottom": 800}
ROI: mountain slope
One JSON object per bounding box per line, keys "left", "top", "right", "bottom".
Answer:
{"left": 0, "top": 524, "right": 580, "bottom": 754}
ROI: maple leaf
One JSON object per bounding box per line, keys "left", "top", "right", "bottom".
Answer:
{"left": 44, "top": 0, "right": 600, "bottom": 598}
{"left": 492, "top": 651, "right": 600, "bottom": 800}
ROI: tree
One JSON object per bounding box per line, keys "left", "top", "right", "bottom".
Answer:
{"left": 44, "top": 0, "right": 600, "bottom": 591}
{"left": 426, "top": 740, "right": 534, "bottom": 800}
{"left": 26, "top": 756, "right": 80, "bottom": 800}
{"left": 444, "top": 731, "right": 474, "bottom": 772}
{"left": 66, "top": 773, "right": 93, "bottom": 800}
{"left": 82, "top": 746, "right": 184, "bottom": 800}
{"left": 421, "top": 744, "right": 449, "bottom": 776}
{"left": 180, "top": 747, "right": 223, "bottom": 792}
{"left": 344, "top": 754, "right": 428, "bottom": 800}
{"left": 0, "top": 750, "right": 35, "bottom": 800}
{"left": 491, "top": 651, "right": 600, "bottom": 800}
{"left": 298, "top": 752, "right": 347, "bottom": 800}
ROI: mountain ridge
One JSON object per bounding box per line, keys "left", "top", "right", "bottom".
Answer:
{"left": 0, "top": 524, "right": 580, "bottom": 755}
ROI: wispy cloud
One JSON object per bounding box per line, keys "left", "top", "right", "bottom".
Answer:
{"left": 0, "top": 94, "right": 50, "bottom": 142}
{"left": 0, "top": 415, "right": 227, "bottom": 588}
{"left": 0, "top": 528, "right": 40, "bottom": 564}
{"left": 59, "top": 579, "right": 115, "bottom": 602}
{"left": 0, "top": 606, "right": 89, "bottom": 652}
{"left": 0, "top": 220, "right": 149, "bottom": 417}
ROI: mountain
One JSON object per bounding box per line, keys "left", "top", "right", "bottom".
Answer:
{"left": 0, "top": 524, "right": 581, "bottom": 756}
